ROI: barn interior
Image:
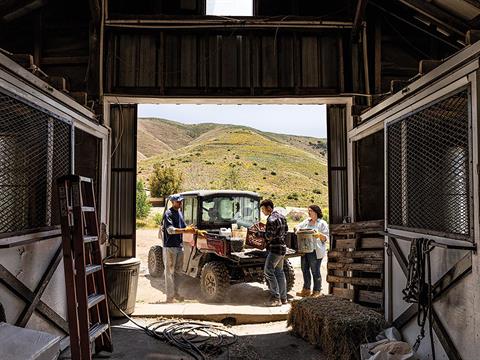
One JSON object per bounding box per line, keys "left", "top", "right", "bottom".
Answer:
{"left": 1, "top": 1, "right": 480, "bottom": 359}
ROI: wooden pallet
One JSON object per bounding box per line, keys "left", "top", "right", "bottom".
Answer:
{"left": 327, "top": 220, "right": 385, "bottom": 311}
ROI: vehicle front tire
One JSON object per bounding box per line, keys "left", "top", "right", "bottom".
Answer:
{"left": 148, "top": 245, "right": 164, "bottom": 278}
{"left": 200, "top": 261, "right": 230, "bottom": 302}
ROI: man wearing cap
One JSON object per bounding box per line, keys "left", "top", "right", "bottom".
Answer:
{"left": 162, "top": 194, "right": 196, "bottom": 303}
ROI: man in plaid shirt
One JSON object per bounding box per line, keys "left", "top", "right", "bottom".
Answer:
{"left": 258, "top": 199, "right": 288, "bottom": 306}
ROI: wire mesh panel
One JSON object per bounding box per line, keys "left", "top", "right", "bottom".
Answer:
{"left": 0, "top": 92, "right": 72, "bottom": 234}
{"left": 387, "top": 89, "right": 471, "bottom": 239}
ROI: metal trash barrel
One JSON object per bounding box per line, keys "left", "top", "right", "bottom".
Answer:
{"left": 104, "top": 257, "right": 140, "bottom": 317}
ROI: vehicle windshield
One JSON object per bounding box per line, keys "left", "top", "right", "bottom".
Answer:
{"left": 201, "top": 196, "right": 260, "bottom": 225}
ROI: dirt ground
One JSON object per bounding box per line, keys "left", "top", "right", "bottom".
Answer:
{"left": 135, "top": 229, "right": 328, "bottom": 305}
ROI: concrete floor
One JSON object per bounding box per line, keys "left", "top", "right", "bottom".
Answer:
{"left": 59, "top": 319, "right": 326, "bottom": 360}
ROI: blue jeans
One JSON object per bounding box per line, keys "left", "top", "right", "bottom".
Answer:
{"left": 264, "top": 252, "right": 287, "bottom": 300}
{"left": 301, "top": 251, "right": 322, "bottom": 292}
{"left": 163, "top": 247, "right": 183, "bottom": 299}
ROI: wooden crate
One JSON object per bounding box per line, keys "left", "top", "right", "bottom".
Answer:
{"left": 327, "top": 220, "right": 385, "bottom": 311}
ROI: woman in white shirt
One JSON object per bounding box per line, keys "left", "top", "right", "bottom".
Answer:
{"left": 295, "top": 205, "right": 329, "bottom": 298}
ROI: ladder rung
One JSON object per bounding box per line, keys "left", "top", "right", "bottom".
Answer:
{"left": 79, "top": 176, "right": 93, "bottom": 183}
{"left": 87, "top": 293, "right": 106, "bottom": 309}
{"left": 85, "top": 265, "right": 102, "bottom": 275}
{"left": 82, "top": 206, "right": 95, "bottom": 212}
{"left": 89, "top": 323, "right": 109, "bottom": 343}
{"left": 84, "top": 236, "right": 98, "bottom": 243}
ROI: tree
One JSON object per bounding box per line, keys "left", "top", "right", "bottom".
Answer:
{"left": 149, "top": 165, "right": 183, "bottom": 198}
{"left": 136, "top": 180, "right": 151, "bottom": 219}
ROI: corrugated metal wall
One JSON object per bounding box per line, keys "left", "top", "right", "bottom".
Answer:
{"left": 327, "top": 104, "right": 348, "bottom": 224}
{"left": 105, "top": 30, "right": 344, "bottom": 96}
{"left": 109, "top": 104, "right": 137, "bottom": 257}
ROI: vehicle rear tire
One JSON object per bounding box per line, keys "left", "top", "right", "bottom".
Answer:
{"left": 200, "top": 261, "right": 230, "bottom": 302}
{"left": 284, "top": 259, "right": 295, "bottom": 292}
{"left": 148, "top": 245, "right": 164, "bottom": 278}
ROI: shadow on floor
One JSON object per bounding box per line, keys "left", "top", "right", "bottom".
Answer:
{"left": 59, "top": 320, "right": 325, "bottom": 360}
{"left": 146, "top": 274, "right": 294, "bottom": 307}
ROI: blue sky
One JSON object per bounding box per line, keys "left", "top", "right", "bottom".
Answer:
{"left": 138, "top": 104, "right": 327, "bottom": 138}
{"left": 206, "top": 0, "right": 253, "bottom": 16}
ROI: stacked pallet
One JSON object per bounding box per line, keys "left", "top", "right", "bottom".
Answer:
{"left": 327, "top": 220, "right": 385, "bottom": 311}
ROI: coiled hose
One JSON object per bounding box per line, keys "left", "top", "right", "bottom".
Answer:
{"left": 107, "top": 294, "right": 237, "bottom": 360}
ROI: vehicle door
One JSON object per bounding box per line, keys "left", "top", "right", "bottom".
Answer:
{"left": 181, "top": 196, "right": 198, "bottom": 273}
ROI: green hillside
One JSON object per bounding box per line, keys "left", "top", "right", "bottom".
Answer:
{"left": 137, "top": 118, "right": 328, "bottom": 208}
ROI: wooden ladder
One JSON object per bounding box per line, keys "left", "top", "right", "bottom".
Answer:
{"left": 57, "top": 175, "right": 113, "bottom": 360}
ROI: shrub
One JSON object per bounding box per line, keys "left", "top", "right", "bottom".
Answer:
{"left": 271, "top": 171, "right": 277, "bottom": 176}
{"left": 253, "top": 162, "right": 257, "bottom": 166}
{"left": 313, "top": 189, "right": 322, "bottom": 194}
{"left": 321, "top": 208, "right": 329, "bottom": 223}
{"left": 287, "top": 209, "right": 307, "bottom": 222}
{"left": 314, "top": 172, "right": 319, "bottom": 175}
{"left": 287, "top": 193, "right": 299, "bottom": 201}
{"left": 263, "top": 176, "right": 266, "bottom": 180}
{"left": 195, "top": 152, "right": 201, "bottom": 156}
{"left": 153, "top": 212, "right": 163, "bottom": 226}
{"left": 149, "top": 165, "right": 183, "bottom": 198}
{"left": 222, "top": 167, "right": 244, "bottom": 189}
{"left": 136, "top": 180, "right": 151, "bottom": 220}
{"left": 322, "top": 180, "right": 328, "bottom": 186}
{"left": 260, "top": 167, "right": 267, "bottom": 170}
{"left": 235, "top": 155, "right": 240, "bottom": 159}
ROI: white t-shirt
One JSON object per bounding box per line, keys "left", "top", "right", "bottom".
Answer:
{"left": 297, "top": 218, "right": 329, "bottom": 259}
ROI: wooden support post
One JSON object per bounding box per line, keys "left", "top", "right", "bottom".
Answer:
{"left": 374, "top": 20, "right": 381, "bottom": 94}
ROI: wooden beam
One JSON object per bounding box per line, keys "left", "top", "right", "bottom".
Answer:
{"left": 393, "top": 303, "right": 418, "bottom": 329}
{"left": 352, "top": 0, "right": 369, "bottom": 39}
{"left": 388, "top": 237, "right": 408, "bottom": 276}
{"left": 328, "top": 262, "right": 383, "bottom": 272}
{"left": 16, "top": 245, "right": 62, "bottom": 327}
{"left": 361, "top": 237, "right": 385, "bottom": 248}
{"left": 0, "top": 264, "right": 68, "bottom": 333}
{"left": 419, "top": 60, "right": 442, "bottom": 75}
{"left": 330, "top": 220, "right": 384, "bottom": 234}
{"left": 431, "top": 309, "right": 462, "bottom": 360}
{"left": 327, "top": 275, "right": 382, "bottom": 287}
{"left": 392, "top": 252, "right": 472, "bottom": 330}
{"left": 1, "top": 0, "right": 47, "bottom": 22}
{"left": 329, "top": 249, "right": 384, "bottom": 259}
{"left": 374, "top": 19, "right": 382, "bottom": 94}
{"left": 40, "top": 56, "right": 89, "bottom": 65}
{"left": 358, "top": 290, "right": 383, "bottom": 305}
{"left": 432, "top": 253, "right": 472, "bottom": 300}
{"left": 398, "top": 0, "right": 468, "bottom": 36}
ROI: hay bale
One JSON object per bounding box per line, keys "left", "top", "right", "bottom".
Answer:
{"left": 287, "top": 295, "right": 386, "bottom": 360}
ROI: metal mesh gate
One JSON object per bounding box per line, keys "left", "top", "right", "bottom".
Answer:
{"left": 387, "top": 89, "right": 471, "bottom": 239}
{"left": 0, "top": 92, "right": 72, "bottom": 234}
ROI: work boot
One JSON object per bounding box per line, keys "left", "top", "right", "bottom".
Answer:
{"left": 311, "top": 291, "right": 321, "bottom": 298}
{"left": 165, "top": 297, "right": 178, "bottom": 304}
{"left": 264, "top": 296, "right": 282, "bottom": 307}
{"left": 295, "top": 288, "right": 311, "bottom": 297}
{"left": 281, "top": 298, "right": 288, "bottom": 305}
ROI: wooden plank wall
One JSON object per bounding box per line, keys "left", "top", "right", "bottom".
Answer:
{"left": 105, "top": 30, "right": 345, "bottom": 96}
{"left": 328, "top": 220, "right": 385, "bottom": 311}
